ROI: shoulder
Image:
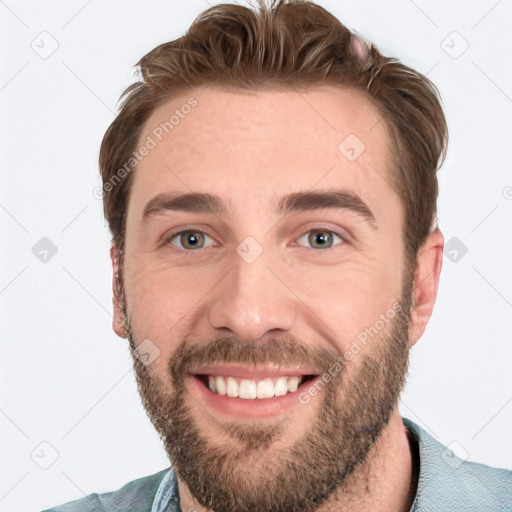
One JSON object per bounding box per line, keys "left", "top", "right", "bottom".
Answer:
{"left": 403, "top": 417, "right": 512, "bottom": 511}
{"left": 41, "top": 468, "right": 171, "bottom": 512}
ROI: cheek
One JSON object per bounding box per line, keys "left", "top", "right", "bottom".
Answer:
{"left": 286, "top": 254, "right": 401, "bottom": 350}
{"left": 123, "top": 255, "right": 217, "bottom": 350}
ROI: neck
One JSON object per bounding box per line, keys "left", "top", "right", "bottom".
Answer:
{"left": 318, "top": 409, "right": 417, "bottom": 512}
{"left": 178, "top": 407, "right": 416, "bottom": 512}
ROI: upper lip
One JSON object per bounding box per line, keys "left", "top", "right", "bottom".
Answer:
{"left": 191, "top": 364, "right": 320, "bottom": 379}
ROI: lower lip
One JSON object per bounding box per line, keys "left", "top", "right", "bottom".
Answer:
{"left": 187, "top": 375, "right": 320, "bottom": 419}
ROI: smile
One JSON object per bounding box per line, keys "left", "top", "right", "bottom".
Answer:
{"left": 187, "top": 365, "right": 321, "bottom": 418}
{"left": 203, "top": 375, "right": 306, "bottom": 399}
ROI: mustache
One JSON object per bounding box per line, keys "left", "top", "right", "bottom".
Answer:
{"left": 168, "top": 336, "right": 342, "bottom": 382}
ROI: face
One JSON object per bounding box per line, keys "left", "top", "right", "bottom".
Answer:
{"left": 115, "top": 86, "right": 414, "bottom": 511}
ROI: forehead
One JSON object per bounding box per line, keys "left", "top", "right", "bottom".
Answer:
{"left": 129, "top": 85, "right": 399, "bottom": 224}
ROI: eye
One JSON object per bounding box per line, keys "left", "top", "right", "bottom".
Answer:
{"left": 166, "top": 230, "right": 216, "bottom": 251}
{"left": 296, "top": 229, "right": 345, "bottom": 250}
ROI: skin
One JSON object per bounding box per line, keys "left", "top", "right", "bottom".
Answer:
{"left": 111, "top": 85, "right": 444, "bottom": 511}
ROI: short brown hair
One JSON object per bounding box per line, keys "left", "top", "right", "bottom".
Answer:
{"left": 99, "top": 0, "right": 447, "bottom": 278}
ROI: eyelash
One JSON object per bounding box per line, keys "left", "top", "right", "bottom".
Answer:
{"left": 163, "top": 227, "right": 346, "bottom": 254}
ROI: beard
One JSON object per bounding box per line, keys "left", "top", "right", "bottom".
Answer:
{"left": 122, "top": 279, "right": 413, "bottom": 512}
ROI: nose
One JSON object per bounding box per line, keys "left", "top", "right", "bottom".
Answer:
{"left": 207, "top": 249, "right": 297, "bottom": 342}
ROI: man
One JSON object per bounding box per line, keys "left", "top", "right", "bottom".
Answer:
{"left": 44, "top": 0, "right": 512, "bottom": 511}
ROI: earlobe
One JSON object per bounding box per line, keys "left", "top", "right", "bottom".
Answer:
{"left": 408, "top": 228, "right": 444, "bottom": 346}
{"left": 110, "top": 244, "right": 127, "bottom": 339}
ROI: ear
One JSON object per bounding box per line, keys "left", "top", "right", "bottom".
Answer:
{"left": 110, "top": 244, "right": 127, "bottom": 339}
{"left": 408, "top": 228, "right": 444, "bottom": 346}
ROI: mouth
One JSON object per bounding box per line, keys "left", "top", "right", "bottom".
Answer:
{"left": 187, "top": 365, "right": 321, "bottom": 418}
{"left": 195, "top": 374, "right": 317, "bottom": 399}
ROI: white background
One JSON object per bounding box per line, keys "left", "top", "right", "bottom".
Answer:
{"left": 0, "top": 1, "right": 511, "bottom": 510}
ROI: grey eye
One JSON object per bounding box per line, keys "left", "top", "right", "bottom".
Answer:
{"left": 170, "top": 231, "right": 214, "bottom": 251}
{"left": 297, "top": 229, "right": 344, "bottom": 250}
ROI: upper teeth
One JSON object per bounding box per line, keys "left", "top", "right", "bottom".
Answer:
{"left": 207, "top": 375, "right": 302, "bottom": 399}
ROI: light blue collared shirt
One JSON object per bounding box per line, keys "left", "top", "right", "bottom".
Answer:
{"left": 151, "top": 469, "right": 179, "bottom": 512}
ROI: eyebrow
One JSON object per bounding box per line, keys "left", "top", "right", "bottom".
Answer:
{"left": 143, "top": 189, "right": 377, "bottom": 229}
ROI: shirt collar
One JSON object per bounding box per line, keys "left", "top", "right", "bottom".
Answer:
{"left": 151, "top": 468, "right": 180, "bottom": 512}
